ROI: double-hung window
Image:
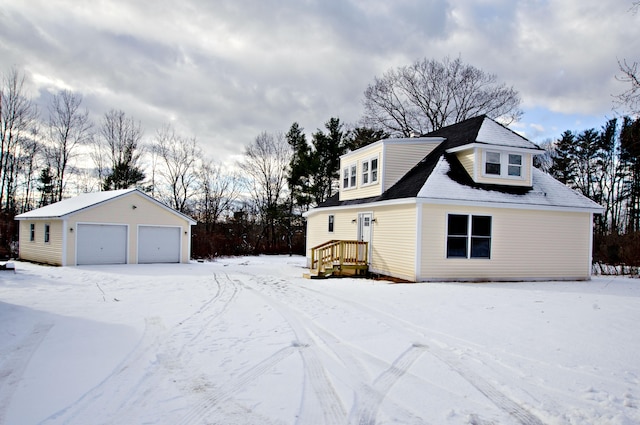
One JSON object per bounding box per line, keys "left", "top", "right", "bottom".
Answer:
{"left": 484, "top": 151, "right": 523, "bottom": 178}
{"left": 30, "top": 223, "right": 35, "bottom": 241}
{"left": 447, "top": 214, "right": 492, "bottom": 259}
{"left": 508, "top": 154, "right": 522, "bottom": 177}
{"left": 343, "top": 164, "right": 357, "bottom": 189}
{"left": 44, "top": 223, "right": 50, "bottom": 244}
{"left": 361, "top": 157, "right": 379, "bottom": 186}
{"left": 328, "top": 215, "right": 334, "bottom": 233}
{"left": 485, "top": 152, "right": 501, "bottom": 175}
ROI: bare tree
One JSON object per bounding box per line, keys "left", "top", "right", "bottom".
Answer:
{"left": 45, "top": 90, "right": 92, "bottom": 201}
{"left": 239, "top": 131, "right": 291, "bottom": 251}
{"left": 154, "top": 124, "right": 200, "bottom": 213}
{"left": 362, "top": 56, "right": 522, "bottom": 136}
{"left": 616, "top": 59, "right": 640, "bottom": 116}
{"left": 97, "top": 109, "right": 145, "bottom": 190}
{"left": 195, "top": 160, "right": 241, "bottom": 230}
{"left": 0, "top": 68, "right": 39, "bottom": 211}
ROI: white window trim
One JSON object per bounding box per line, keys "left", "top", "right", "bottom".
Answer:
{"left": 361, "top": 156, "right": 380, "bottom": 187}
{"left": 342, "top": 163, "right": 358, "bottom": 190}
{"left": 29, "top": 223, "right": 35, "bottom": 242}
{"left": 44, "top": 223, "right": 51, "bottom": 244}
{"left": 328, "top": 214, "right": 334, "bottom": 233}
{"left": 481, "top": 150, "right": 524, "bottom": 180}
{"left": 446, "top": 214, "right": 492, "bottom": 259}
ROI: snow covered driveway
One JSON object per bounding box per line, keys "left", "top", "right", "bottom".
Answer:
{"left": 1, "top": 256, "right": 639, "bottom": 424}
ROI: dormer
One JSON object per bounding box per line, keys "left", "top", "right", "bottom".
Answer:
{"left": 446, "top": 143, "right": 543, "bottom": 187}
{"left": 444, "top": 118, "right": 545, "bottom": 188}
{"left": 339, "top": 137, "right": 443, "bottom": 201}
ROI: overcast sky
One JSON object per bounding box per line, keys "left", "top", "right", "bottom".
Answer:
{"left": 1, "top": 0, "right": 638, "bottom": 162}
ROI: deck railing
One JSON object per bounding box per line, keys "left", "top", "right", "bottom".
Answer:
{"left": 309, "top": 240, "right": 368, "bottom": 277}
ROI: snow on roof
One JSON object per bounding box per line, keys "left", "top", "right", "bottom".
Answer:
{"left": 474, "top": 118, "right": 541, "bottom": 150}
{"left": 16, "top": 189, "right": 139, "bottom": 219}
{"left": 417, "top": 157, "right": 604, "bottom": 212}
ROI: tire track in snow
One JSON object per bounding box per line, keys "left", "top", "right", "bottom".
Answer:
{"left": 248, "top": 275, "right": 430, "bottom": 425}
{"left": 0, "top": 323, "right": 53, "bottom": 424}
{"left": 236, "top": 277, "right": 348, "bottom": 425}
{"left": 177, "top": 344, "right": 298, "bottom": 425}
{"left": 294, "top": 284, "right": 546, "bottom": 425}
{"left": 42, "top": 273, "right": 239, "bottom": 425}
{"left": 356, "top": 343, "right": 427, "bottom": 425}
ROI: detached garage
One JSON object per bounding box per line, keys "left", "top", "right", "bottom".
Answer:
{"left": 15, "top": 189, "right": 196, "bottom": 266}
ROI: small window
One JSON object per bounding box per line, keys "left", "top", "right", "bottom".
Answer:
{"left": 44, "top": 224, "right": 50, "bottom": 243}
{"left": 371, "top": 158, "right": 378, "bottom": 182}
{"left": 30, "top": 223, "right": 35, "bottom": 241}
{"left": 343, "top": 167, "right": 349, "bottom": 188}
{"left": 362, "top": 161, "right": 369, "bottom": 185}
{"left": 447, "top": 214, "right": 492, "bottom": 259}
{"left": 361, "top": 157, "right": 379, "bottom": 186}
{"left": 485, "top": 152, "right": 501, "bottom": 175}
{"left": 508, "top": 154, "right": 522, "bottom": 177}
{"left": 350, "top": 164, "right": 357, "bottom": 187}
{"left": 328, "top": 215, "right": 334, "bottom": 233}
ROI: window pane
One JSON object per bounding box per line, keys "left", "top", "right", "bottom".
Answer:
{"left": 447, "top": 237, "right": 467, "bottom": 257}
{"left": 485, "top": 162, "right": 500, "bottom": 175}
{"left": 328, "top": 215, "right": 334, "bottom": 232}
{"left": 350, "top": 165, "right": 356, "bottom": 186}
{"left": 471, "top": 238, "right": 491, "bottom": 258}
{"left": 343, "top": 168, "right": 349, "bottom": 187}
{"left": 486, "top": 152, "right": 500, "bottom": 163}
{"left": 508, "top": 154, "right": 522, "bottom": 165}
{"left": 448, "top": 214, "right": 468, "bottom": 236}
{"left": 362, "top": 162, "right": 368, "bottom": 172}
{"left": 371, "top": 158, "right": 378, "bottom": 182}
{"left": 508, "top": 165, "right": 521, "bottom": 176}
{"left": 472, "top": 216, "right": 491, "bottom": 236}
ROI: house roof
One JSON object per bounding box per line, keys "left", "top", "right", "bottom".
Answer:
{"left": 315, "top": 115, "right": 603, "bottom": 213}
{"left": 15, "top": 189, "right": 197, "bottom": 224}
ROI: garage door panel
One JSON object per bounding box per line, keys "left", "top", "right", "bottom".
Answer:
{"left": 77, "top": 224, "right": 127, "bottom": 265}
{"left": 138, "top": 226, "right": 180, "bottom": 263}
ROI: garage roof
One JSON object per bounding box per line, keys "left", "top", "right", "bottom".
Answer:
{"left": 15, "top": 189, "right": 196, "bottom": 224}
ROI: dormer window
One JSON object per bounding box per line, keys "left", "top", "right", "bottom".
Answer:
{"left": 508, "top": 154, "right": 522, "bottom": 177}
{"left": 485, "top": 152, "right": 501, "bottom": 175}
{"left": 343, "top": 164, "right": 357, "bottom": 189}
{"left": 483, "top": 151, "right": 523, "bottom": 179}
{"left": 361, "top": 156, "right": 379, "bottom": 186}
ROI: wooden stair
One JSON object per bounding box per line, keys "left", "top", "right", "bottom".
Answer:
{"left": 305, "top": 240, "right": 368, "bottom": 279}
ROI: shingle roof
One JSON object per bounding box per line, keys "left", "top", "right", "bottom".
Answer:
{"left": 315, "top": 115, "right": 602, "bottom": 212}
{"left": 15, "top": 189, "right": 197, "bottom": 223}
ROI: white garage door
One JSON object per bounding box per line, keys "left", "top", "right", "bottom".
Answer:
{"left": 138, "top": 226, "right": 181, "bottom": 264}
{"left": 77, "top": 224, "right": 127, "bottom": 265}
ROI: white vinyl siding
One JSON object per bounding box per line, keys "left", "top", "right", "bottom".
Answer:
{"left": 383, "top": 142, "right": 439, "bottom": 190}
{"left": 421, "top": 204, "right": 593, "bottom": 281}
{"left": 367, "top": 204, "right": 417, "bottom": 281}
{"left": 18, "top": 220, "right": 64, "bottom": 266}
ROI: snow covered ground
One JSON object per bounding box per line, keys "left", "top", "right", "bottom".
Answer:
{"left": 1, "top": 256, "right": 639, "bottom": 425}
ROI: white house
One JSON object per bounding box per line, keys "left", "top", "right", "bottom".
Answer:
{"left": 305, "top": 115, "right": 603, "bottom": 281}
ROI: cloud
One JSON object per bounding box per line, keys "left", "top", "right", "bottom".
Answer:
{"left": 0, "top": 0, "right": 637, "bottom": 163}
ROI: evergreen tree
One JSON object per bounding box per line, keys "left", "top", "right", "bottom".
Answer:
{"left": 37, "top": 166, "right": 56, "bottom": 206}
{"left": 310, "top": 117, "right": 347, "bottom": 204}
{"left": 285, "top": 122, "right": 313, "bottom": 212}
{"left": 102, "top": 160, "right": 145, "bottom": 190}
{"left": 549, "top": 130, "right": 577, "bottom": 185}
{"left": 620, "top": 116, "right": 640, "bottom": 232}
{"left": 344, "top": 127, "right": 389, "bottom": 151}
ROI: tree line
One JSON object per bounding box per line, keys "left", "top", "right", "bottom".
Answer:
{"left": 2, "top": 46, "right": 639, "bottom": 268}
{"left": 540, "top": 116, "right": 640, "bottom": 271}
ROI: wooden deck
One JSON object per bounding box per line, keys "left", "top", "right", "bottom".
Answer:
{"left": 305, "top": 240, "right": 368, "bottom": 279}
